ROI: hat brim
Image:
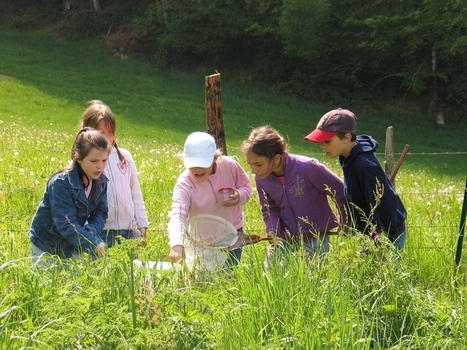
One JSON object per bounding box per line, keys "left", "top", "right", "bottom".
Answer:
{"left": 184, "top": 156, "right": 214, "bottom": 169}
{"left": 304, "top": 129, "right": 337, "bottom": 143}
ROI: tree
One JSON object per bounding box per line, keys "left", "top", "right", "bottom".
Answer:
{"left": 90, "top": 0, "right": 101, "bottom": 12}
{"left": 279, "top": 0, "right": 330, "bottom": 60}
{"left": 339, "top": 0, "right": 467, "bottom": 117}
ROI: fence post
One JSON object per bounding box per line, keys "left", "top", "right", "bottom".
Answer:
{"left": 454, "top": 178, "right": 467, "bottom": 283}
{"left": 385, "top": 126, "right": 394, "bottom": 179}
{"left": 205, "top": 71, "right": 227, "bottom": 155}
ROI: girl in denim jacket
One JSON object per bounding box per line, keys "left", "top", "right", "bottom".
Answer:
{"left": 29, "top": 128, "right": 111, "bottom": 265}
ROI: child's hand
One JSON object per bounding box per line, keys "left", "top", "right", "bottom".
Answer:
{"left": 138, "top": 227, "right": 148, "bottom": 246}
{"left": 267, "top": 231, "right": 284, "bottom": 244}
{"left": 222, "top": 189, "right": 240, "bottom": 207}
{"left": 169, "top": 245, "right": 183, "bottom": 262}
{"left": 95, "top": 242, "right": 107, "bottom": 258}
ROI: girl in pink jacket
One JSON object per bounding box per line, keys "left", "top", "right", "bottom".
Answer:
{"left": 80, "top": 100, "right": 149, "bottom": 247}
{"left": 168, "top": 132, "right": 252, "bottom": 267}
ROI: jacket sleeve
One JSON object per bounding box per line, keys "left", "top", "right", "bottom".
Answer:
{"left": 127, "top": 152, "right": 149, "bottom": 228}
{"left": 49, "top": 179, "right": 104, "bottom": 251}
{"left": 256, "top": 178, "right": 282, "bottom": 234}
{"left": 84, "top": 181, "right": 109, "bottom": 236}
{"left": 361, "top": 159, "right": 401, "bottom": 237}
{"left": 231, "top": 159, "right": 252, "bottom": 206}
{"left": 167, "top": 176, "right": 191, "bottom": 248}
{"left": 309, "top": 159, "right": 348, "bottom": 226}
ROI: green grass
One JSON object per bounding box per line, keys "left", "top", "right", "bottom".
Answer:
{"left": 2, "top": 30, "right": 467, "bottom": 349}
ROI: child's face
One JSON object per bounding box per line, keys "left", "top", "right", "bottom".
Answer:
{"left": 245, "top": 152, "right": 281, "bottom": 179}
{"left": 318, "top": 134, "right": 350, "bottom": 158}
{"left": 76, "top": 148, "right": 109, "bottom": 180}
{"left": 188, "top": 165, "right": 214, "bottom": 183}
{"left": 96, "top": 120, "right": 115, "bottom": 145}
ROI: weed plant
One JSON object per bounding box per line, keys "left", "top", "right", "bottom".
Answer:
{"left": 1, "top": 30, "right": 467, "bottom": 349}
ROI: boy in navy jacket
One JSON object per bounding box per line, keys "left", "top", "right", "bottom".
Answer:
{"left": 305, "top": 108, "right": 407, "bottom": 250}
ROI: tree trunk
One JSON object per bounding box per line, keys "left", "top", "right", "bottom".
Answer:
{"left": 90, "top": 0, "right": 101, "bottom": 12}
{"left": 62, "top": 0, "right": 71, "bottom": 16}
{"left": 430, "top": 42, "right": 437, "bottom": 120}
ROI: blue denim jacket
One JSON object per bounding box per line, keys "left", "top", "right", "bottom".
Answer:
{"left": 29, "top": 166, "right": 108, "bottom": 258}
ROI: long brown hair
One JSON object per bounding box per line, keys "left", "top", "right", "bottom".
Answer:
{"left": 241, "top": 125, "right": 288, "bottom": 159}
{"left": 48, "top": 127, "right": 110, "bottom": 188}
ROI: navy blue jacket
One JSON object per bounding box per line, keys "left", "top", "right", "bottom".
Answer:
{"left": 339, "top": 135, "right": 407, "bottom": 240}
{"left": 29, "top": 166, "right": 108, "bottom": 258}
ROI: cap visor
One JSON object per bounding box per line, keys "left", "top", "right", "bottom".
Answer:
{"left": 304, "top": 129, "right": 337, "bottom": 143}
{"left": 184, "top": 156, "right": 214, "bottom": 168}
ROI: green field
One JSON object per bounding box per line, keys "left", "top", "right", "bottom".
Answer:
{"left": 1, "top": 31, "right": 467, "bottom": 349}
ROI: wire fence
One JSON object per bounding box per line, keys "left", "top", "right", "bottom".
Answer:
{"left": 1, "top": 149, "right": 467, "bottom": 257}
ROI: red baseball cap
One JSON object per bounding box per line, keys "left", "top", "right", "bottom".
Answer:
{"left": 304, "top": 108, "right": 357, "bottom": 143}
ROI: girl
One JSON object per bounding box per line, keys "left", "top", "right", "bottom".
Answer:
{"left": 29, "top": 127, "right": 110, "bottom": 263}
{"left": 168, "top": 131, "right": 252, "bottom": 267}
{"left": 80, "top": 100, "right": 149, "bottom": 247}
{"left": 241, "top": 125, "right": 347, "bottom": 262}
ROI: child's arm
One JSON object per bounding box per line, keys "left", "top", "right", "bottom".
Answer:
{"left": 309, "top": 159, "right": 348, "bottom": 226}
{"left": 221, "top": 157, "right": 252, "bottom": 207}
{"left": 229, "top": 158, "right": 253, "bottom": 206}
{"left": 127, "top": 152, "right": 149, "bottom": 233}
{"left": 85, "top": 182, "right": 109, "bottom": 235}
{"left": 361, "top": 161, "right": 402, "bottom": 237}
{"left": 167, "top": 179, "right": 191, "bottom": 250}
{"left": 256, "top": 180, "right": 282, "bottom": 235}
{"left": 49, "top": 180, "right": 105, "bottom": 252}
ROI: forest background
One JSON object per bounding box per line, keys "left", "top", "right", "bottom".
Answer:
{"left": 1, "top": 0, "right": 467, "bottom": 124}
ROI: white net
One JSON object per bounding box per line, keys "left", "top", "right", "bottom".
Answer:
{"left": 184, "top": 214, "right": 238, "bottom": 271}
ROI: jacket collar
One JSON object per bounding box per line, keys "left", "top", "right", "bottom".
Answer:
{"left": 67, "top": 165, "right": 108, "bottom": 190}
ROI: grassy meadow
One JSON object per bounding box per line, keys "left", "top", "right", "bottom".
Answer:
{"left": 1, "top": 30, "right": 467, "bottom": 349}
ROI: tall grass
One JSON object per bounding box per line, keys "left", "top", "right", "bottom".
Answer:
{"left": 1, "top": 30, "right": 467, "bottom": 349}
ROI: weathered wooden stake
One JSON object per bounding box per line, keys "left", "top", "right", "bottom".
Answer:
{"left": 205, "top": 72, "right": 227, "bottom": 155}
{"left": 385, "top": 126, "right": 395, "bottom": 179}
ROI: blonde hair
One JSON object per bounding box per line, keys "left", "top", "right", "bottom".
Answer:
{"left": 80, "top": 100, "right": 126, "bottom": 165}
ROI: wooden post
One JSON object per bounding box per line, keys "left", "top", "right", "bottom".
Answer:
{"left": 385, "top": 126, "right": 394, "bottom": 179}
{"left": 205, "top": 72, "right": 227, "bottom": 155}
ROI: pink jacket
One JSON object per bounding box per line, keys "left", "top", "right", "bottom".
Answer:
{"left": 168, "top": 156, "right": 252, "bottom": 248}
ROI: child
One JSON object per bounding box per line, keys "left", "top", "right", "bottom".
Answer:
{"left": 29, "top": 127, "right": 110, "bottom": 263}
{"left": 304, "top": 108, "right": 407, "bottom": 250}
{"left": 168, "top": 131, "right": 252, "bottom": 268}
{"left": 241, "top": 125, "right": 347, "bottom": 262}
{"left": 80, "top": 100, "right": 149, "bottom": 248}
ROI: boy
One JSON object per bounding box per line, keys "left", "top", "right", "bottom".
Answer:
{"left": 304, "top": 108, "right": 407, "bottom": 250}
